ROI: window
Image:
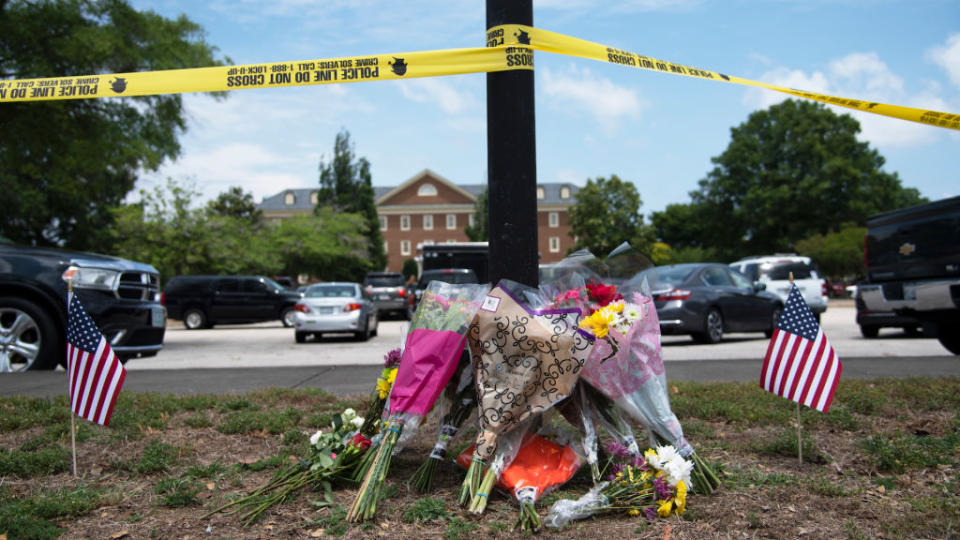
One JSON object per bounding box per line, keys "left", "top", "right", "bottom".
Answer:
{"left": 310, "top": 191, "right": 318, "bottom": 205}
{"left": 383, "top": 241, "right": 388, "bottom": 253}
{"left": 446, "top": 214, "right": 456, "bottom": 229}
{"left": 729, "top": 269, "right": 753, "bottom": 289}
{"left": 418, "top": 183, "right": 437, "bottom": 196}
{"left": 468, "top": 214, "right": 475, "bottom": 227}
{"left": 702, "top": 267, "right": 734, "bottom": 287}
{"left": 549, "top": 237, "right": 560, "bottom": 253}
{"left": 379, "top": 216, "right": 387, "bottom": 231}
{"left": 400, "top": 240, "right": 411, "bottom": 256}
{"left": 423, "top": 215, "right": 433, "bottom": 230}
{"left": 284, "top": 192, "right": 295, "bottom": 205}
{"left": 560, "top": 186, "right": 571, "bottom": 199}
{"left": 400, "top": 215, "right": 410, "bottom": 231}
{"left": 536, "top": 186, "right": 545, "bottom": 199}
{"left": 549, "top": 212, "right": 559, "bottom": 228}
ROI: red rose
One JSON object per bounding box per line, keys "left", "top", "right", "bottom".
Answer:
{"left": 350, "top": 433, "right": 372, "bottom": 450}
{"left": 586, "top": 282, "right": 622, "bottom": 306}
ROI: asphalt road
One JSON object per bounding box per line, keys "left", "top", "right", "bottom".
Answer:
{"left": 2, "top": 301, "right": 957, "bottom": 398}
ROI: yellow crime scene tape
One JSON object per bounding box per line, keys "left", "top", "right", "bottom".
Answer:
{"left": 1, "top": 22, "right": 956, "bottom": 132}
{"left": 489, "top": 25, "right": 960, "bottom": 131}
{"left": 0, "top": 45, "right": 530, "bottom": 102}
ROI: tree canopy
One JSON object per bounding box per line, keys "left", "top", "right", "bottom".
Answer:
{"left": 316, "top": 129, "right": 386, "bottom": 272}
{"left": 464, "top": 188, "right": 488, "bottom": 242}
{"left": 652, "top": 99, "right": 925, "bottom": 261}
{"left": 0, "top": 0, "right": 228, "bottom": 249}
{"left": 567, "top": 174, "right": 653, "bottom": 257}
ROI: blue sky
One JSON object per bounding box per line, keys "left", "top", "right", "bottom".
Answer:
{"left": 130, "top": 0, "right": 960, "bottom": 216}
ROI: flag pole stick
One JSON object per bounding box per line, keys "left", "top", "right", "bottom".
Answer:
{"left": 67, "top": 276, "right": 78, "bottom": 477}
{"left": 788, "top": 271, "right": 803, "bottom": 465}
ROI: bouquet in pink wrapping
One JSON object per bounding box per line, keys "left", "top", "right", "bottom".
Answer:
{"left": 347, "top": 280, "right": 490, "bottom": 522}
{"left": 543, "top": 243, "right": 720, "bottom": 494}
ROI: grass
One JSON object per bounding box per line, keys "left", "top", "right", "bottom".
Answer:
{"left": 0, "top": 379, "right": 957, "bottom": 539}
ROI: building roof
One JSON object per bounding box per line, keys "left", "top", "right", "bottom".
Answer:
{"left": 258, "top": 177, "right": 579, "bottom": 211}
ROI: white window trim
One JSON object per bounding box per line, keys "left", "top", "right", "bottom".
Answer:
{"left": 423, "top": 215, "right": 433, "bottom": 230}
{"left": 536, "top": 186, "right": 545, "bottom": 199}
{"left": 446, "top": 214, "right": 456, "bottom": 230}
{"left": 400, "top": 215, "right": 410, "bottom": 231}
{"left": 418, "top": 183, "right": 437, "bottom": 196}
{"left": 549, "top": 212, "right": 559, "bottom": 228}
{"left": 400, "top": 240, "right": 411, "bottom": 256}
{"left": 379, "top": 216, "right": 387, "bottom": 231}
{"left": 468, "top": 214, "right": 476, "bottom": 227}
{"left": 549, "top": 236, "right": 560, "bottom": 253}
{"left": 560, "top": 186, "right": 571, "bottom": 199}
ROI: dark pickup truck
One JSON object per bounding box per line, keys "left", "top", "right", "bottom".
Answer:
{"left": 857, "top": 196, "right": 960, "bottom": 354}
{"left": 0, "top": 240, "right": 166, "bottom": 371}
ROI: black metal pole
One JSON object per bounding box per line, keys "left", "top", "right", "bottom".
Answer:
{"left": 486, "top": 0, "right": 538, "bottom": 287}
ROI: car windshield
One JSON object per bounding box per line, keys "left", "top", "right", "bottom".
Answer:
{"left": 306, "top": 285, "right": 357, "bottom": 298}
{"left": 365, "top": 276, "right": 403, "bottom": 287}
{"left": 649, "top": 266, "right": 697, "bottom": 286}
{"left": 262, "top": 277, "right": 287, "bottom": 292}
{"left": 760, "top": 261, "right": 814, "bottom": 280}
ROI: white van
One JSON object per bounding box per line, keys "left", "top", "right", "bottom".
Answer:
{"left": 729, "top": 254, "right": 828, "bottom": 319}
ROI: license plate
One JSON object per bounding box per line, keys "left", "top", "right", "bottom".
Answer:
{"left": 318, "top": 307, "right": 334, "bottom": 314}
{"left": 379, "top": 295, "right": 390, "bottom": 300}
{"left": 151, "top": 306, "right": 166, "bottom": 327}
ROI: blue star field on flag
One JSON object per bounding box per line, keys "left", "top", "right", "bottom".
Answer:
{"left": 777, "top": 285, "right": 819, "bottom": 341}
{"left": 66, "top": 294, "right": 101, "bottom": 352}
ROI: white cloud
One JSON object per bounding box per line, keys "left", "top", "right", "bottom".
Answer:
{"left": 397, "top": 78, "right": 477, "bottom": 115}
{"left": 927, "top": 33, "right": 960, "bottom": 91}
{"left": 744, "top": 52, "right": 943, "bottom": 148}
{"left": 541, "top": 65, "right": 645, "bottom": 133}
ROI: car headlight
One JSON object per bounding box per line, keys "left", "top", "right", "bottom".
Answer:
{"left": 72, "top": 267, "right": 120, "bottom": 291}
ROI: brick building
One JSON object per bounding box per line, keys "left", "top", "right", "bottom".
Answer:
{"left": 258, "top": 169, "right": 579, "bottom": 272}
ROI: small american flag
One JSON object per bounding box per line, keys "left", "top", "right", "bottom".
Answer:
{"left": 760, "top": 284, "right": 842, "bottom": 412}
{"left": 66, "top": 292, "right": 126, "bottom": 426}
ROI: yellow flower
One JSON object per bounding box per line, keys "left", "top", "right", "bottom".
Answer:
{"left": 628, "top": 509, "right": 640, "bottom": 516}
{"left": 674, "top": 480, "right": 687, "bottom": 514}
{"left": 376, "top": 368, "right": 398, "bottom": 399}
{"left": 657, "top": 499, "right": 673, "bottom": 517}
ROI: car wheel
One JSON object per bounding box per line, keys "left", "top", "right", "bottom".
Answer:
{"left": 281, "top": 308, "right": 296, "bottom": 328}
{"left": 936, "top": 325, "right": 960, "bottom": 354}
{"left": 693, "top": 308, "right": 724, "bottom": 344}
{"left": 764, "top": 307, "right": 782, "bottom": 338}
{"left": 184, "top": 308, "right": 208, "bottom": 330}
{"left": 295, "top": 331, "right": 308, "bottom": 344}
{"left": 0, "top": 297, "right": 59, "bottom": 372}
{"left": 859, "top": 325, "right": 880, "bottom": 338}
{"left": 354, "top": 316, "right": 370, "bottom": 342}
{"left": 371, "top": 314, "right": 379, "bottom": 337}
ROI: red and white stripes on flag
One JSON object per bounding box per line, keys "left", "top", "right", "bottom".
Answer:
{"left": 66, "top": 292, "right": 126, "bottom": 426}
{"left": 760, "top": 284, "right": 842, "bottom": 413}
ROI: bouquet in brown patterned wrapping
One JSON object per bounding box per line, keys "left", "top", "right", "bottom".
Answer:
{"left": 459, "top": 279, "right": 593, "bottom": 512}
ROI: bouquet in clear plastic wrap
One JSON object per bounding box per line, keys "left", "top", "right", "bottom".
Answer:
{"left": 545, "top": 443, "right": 691, "bottom": 528}
{"left": 460, "top": 279, "right": 593, "bottom": 511}
{"left": 544, "top": 243, "right": 720, "bottom": 494}
{"left": 346, "top": 281, "right": 490, "bottom": 522}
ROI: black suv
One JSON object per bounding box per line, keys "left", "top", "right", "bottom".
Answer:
{"left": 0, "top": 240, "right": 166, "bottom": 371}
{"left": 163, "top": 275, "right": 302, "bottom": 329}
{"left": 363, "top": 272, "right": 409, "bottom": 319}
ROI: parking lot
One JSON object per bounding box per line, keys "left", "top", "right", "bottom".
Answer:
{"left": 127, "top": 300, "right": 953, "bottom": 370}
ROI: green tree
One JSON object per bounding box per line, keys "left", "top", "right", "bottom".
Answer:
{"left": 568, "top": 175, "right": 652, "bottom": 257}
{"left": 464, "top": 188, "right": 488, "bottom": 242}
{"left": 401, "top": 258, "right": 419, "bottom": 283}
{"left": 206, "top": 186, "right": 263, "bottom": 225}
{"left": 316, "top": 129, "right": 386, "bottom": 271}
{"left": 0, "top": 0, "right": 228, "bottom": 249}
{"left": 663, "top": 99, "right": 924, "bottom": 260}
{"left": 269, "top": 211, "right": 371, "bottom": 281}
{"left": 795, "top": 225, "right": 867, "bottom": 279}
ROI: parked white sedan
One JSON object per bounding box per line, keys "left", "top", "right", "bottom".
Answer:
{"left": 293, "top": 282, "right": 379, "bottom": 343}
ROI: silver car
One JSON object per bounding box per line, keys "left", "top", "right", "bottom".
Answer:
{"left": 293, "top": 282, "right": 378, "bottom": 343}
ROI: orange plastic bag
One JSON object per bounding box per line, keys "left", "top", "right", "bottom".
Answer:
{"left": 456, "top": 433, "right": 581, "bottom": 500}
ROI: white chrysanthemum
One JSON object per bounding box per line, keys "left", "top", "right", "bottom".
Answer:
{"left": 656, "top": 445, "right": 680, "bottom": 464}
{"left": 350, "top": 416, "right": 364, "bottom": 428}
{"left": 309, "top": 430, "right": 323, "bottom": 446}
{"left": 342, "top": 408, "right": 357, "bottom": 420}
{"left": 663, "top": 457, "right": 694, "bottom": 487}
{"left": 623, "top": 304, "right": 642, "bottom": 321}
{"left": 613, "top": 321, "right": 632, "bottom": 335}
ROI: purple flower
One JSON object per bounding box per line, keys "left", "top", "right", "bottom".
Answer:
{"left": 605, "top": 440, "right": 631, "bottom": 460}
{"left": 607, "top": 462, "right": 624, "bottom": 481}
{"left": 632, "top": 454, "right": 646, "bottom": 468}
{"left": 653, "top": 475, "right": 672, "bottom": 500}
{"left": 644, "top": 507, "right": 657, "bottom": 520}
{"left": 383, "top": 348, "right": 402, "bottom": 368}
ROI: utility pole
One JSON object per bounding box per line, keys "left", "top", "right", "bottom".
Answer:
{"left": 486, "top": 0, "right": 538, "bottom": 287}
